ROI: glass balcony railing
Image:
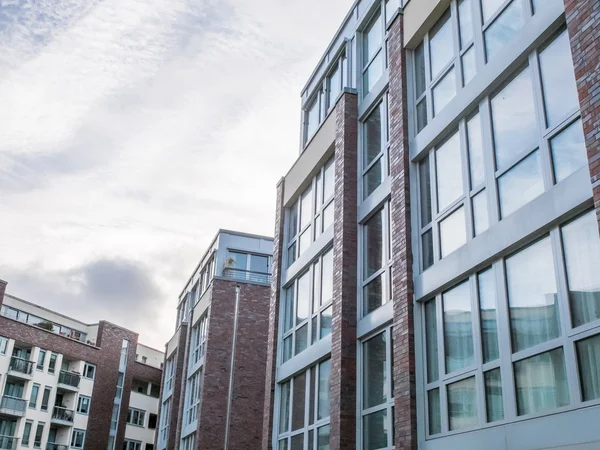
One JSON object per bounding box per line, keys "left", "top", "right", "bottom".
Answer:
{"left": 58, "top": 371, "right": 81, "bottom": 388}
{"left": 222, "top": 268, "right": 271, "bottom": 284}
{"left": 52, "top": 406, "right": 75, "bottom": 424}
{"left": 8, "top": 356, "right": 33, "bottom": 375}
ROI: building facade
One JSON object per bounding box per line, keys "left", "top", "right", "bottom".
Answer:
{"left": 263, "top": 0, "right": 600, "bottom": 449}
{"left": 157, "top": 230, "right": 273, "bottom": 450}
{"left": 0, "top": 284, "right": 163, "bottom": 450}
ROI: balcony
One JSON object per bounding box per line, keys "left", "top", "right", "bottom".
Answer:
{"left": 46, "top": 444, "right": 68, "bottom": 450}
{"left": 0, "top": 396, "right": 26, "bottom": 417}
{"left": 57, "top": 370, "right": 81, "bottom": 391}
{"left": 222, "top": 268, "right": 271, "bottom": 284}
{"left": 0, "top": 437, "right": 18, "bottom": 450}
{"left": 51, "top": 406, "right": 74, "bottom": 426}
{"left": 8, "top": 357, "right": 33, "bottom": 378}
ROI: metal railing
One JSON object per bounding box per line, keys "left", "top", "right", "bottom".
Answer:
{"left": 58, "top": 370, "right": 81, "bottom": 388}
{"left": 222, "top": 268, "right": 271, "bottom": 284}
{"left": 46, "top": 444, "right": 68, "bottom": 450}
{"left": 52, "top": 406, "right": 75, "bottom": 423}
{"left": 8, "top": 356, "right": 33, "bottom": 375}
{"left": 0, "top": 396, "right": 26, "bottom": 414}
{"left": 0, "top": 436, "right": 18, "bottom": 450}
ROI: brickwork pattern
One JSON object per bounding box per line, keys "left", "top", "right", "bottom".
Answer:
{"left": 329, "top": 91, "right": 358, "bottom": 450}
{"left": 564, "top": 0, "right": 600, "bottom": 231}
{"left": 388, "top": 14, "right": 418, "bottom": 450}
{"left": 197, "top": 279, "right": 270, "bottom": 450}
{"left": 261, "top": 179, "right": 286, "bottom": 450}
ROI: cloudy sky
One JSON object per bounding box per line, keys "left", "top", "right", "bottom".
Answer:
{"left": 0, "top": 0, "right": 353, "bottom": 349}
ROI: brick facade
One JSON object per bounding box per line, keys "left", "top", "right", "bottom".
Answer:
{"left": 261, "top": 179, "right": 285, "bottom": 450}
{"left": 185, "top": 279, "right": 270, "bottom": 450}
{"left": 0, "top": 281, "right": 160, "bottom": 450}
{"left": 329, "top": 91, "right": 358, "bottom": 450}
{"left": 388, "top": 13, "right": 418, "bottom": 450}
{"left": 564, "top": 0, "right": 600, "bottom": 231}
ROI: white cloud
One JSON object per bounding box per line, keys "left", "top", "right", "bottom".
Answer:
{"left": 0, "top": 0, "right": 354, "bottom": 348}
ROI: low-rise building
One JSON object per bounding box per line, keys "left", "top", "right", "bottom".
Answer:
{"left": 0, "top": 284, "right": 162, "bottom": 450}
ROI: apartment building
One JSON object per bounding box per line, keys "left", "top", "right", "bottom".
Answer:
{"left": 0, "top": 284, "right": 163, "bottom": 450}
{"left": 262, "top": 0, "right": 600, "bottom": 449}
{"left": 157, "top": 230, "right": 273, "bottom": 450}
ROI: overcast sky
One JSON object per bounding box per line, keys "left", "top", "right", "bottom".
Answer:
{"left": 0, "top": 0, "right": 353, "bottom": 349}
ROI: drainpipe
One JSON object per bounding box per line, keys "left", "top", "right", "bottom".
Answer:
{"left": 224, "top": 284, "right": 241, "bottom": 449}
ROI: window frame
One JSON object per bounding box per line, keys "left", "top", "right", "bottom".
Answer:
{"left": 76, "top": 395, "right": 91, "bottom": 415}
{"left": 83, "top": 363, "right": 96, "bottom": 380}
{"left": 127, "top": 408, "right": 146, "bottom": 427}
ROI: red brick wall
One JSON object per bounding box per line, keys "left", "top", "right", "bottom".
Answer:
{"left": 329, "top": 91, "right": 358, "bottom": 450}
{"left": 388, "top": 14, "right": 418, "bottom": 450}
{"left": 262, "top": 179, "right": 286, "bottom": 450}
{"left": 197, "top": 279, "right": 270, "bottom": 450}
{"left": 564, "top": 0, "right": 600, "bottom": 231}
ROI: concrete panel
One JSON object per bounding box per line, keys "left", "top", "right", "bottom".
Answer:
{"left": 403, "top": 0, "right": 451, "bottom": 48}
{"left": 283, "top": 111, "right": 336, "bottom": 207}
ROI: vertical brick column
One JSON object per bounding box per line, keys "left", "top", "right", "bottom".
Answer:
{"left": 329, "top": 91, "right": 358, "bottom": 450}
{"left": 564, "top": 0, "right": 600, "bottom": 230}
{"left": 388, "top": 14, "right": 418, "bottom": 450}
{"left": 262, "top": 178, "right": 286, "bottom": 450}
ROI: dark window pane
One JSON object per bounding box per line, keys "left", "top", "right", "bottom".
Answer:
{"left": 425, "top": 300, "right": 439, "bottom": 383}
{"left": 428, "top": 388, "right": 441, "bottom": 435}
{"left": 576, "top": 334, "right": 600, "bottom": 401}
{"left": 291, "top": 373, "right": 306, "bottom": 430}
{"left": 363, "top": 332, "right": 387, "bottom": 409}
{"left": 364, "top": 274, "right": 384, "bottom": 316}
{"left": 485, "top": 369, "right": 504, "bottom": 422}
{"left": 364, "top": 209, "right": 384, "bottom": 279}
{"left": 443, "top": 282, "right": 474, "bottom": 373}
{"left": 363, "top": 409, "right": 388, "bottom": 450}
{"left": 364, "top": 103, "right": 383, "bottom": 167}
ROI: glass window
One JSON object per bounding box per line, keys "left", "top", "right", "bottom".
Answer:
{"left": 415, "top": 42, "right": 426, "bottom": 98}
{"left": 467, "top": 113, "right": 484, "bottom": 188}
{"left": 364, "top": 209, "right": 384, "bottom": 278}
{"left": 295, "top": 325, "right": 308, "bottom": 355}
{"left": 539, "top": 30, "right": 579, "bottom": 128}
{"left": 425, "top": 300, "right": 439, "bottom": 383}
{"left": 318, "top": 359, "right": 331, "bottom": 420}
{"left": 363, "top": 332, "right": 387, "bottom": 409}
{"left": 419, "top": 156, "right": 432, "bottom": 225}
{"left": 429, "top": 11, "right": 454, "bottom": 79}
{"left": 77, "top": 396, "right": 91, "bottom": 414}
{"left": 22, "top": 421, "right": 32, "bottom": 446}
{"left": 29, "top": 384, "right": 40, "bottom": 408}
{"left": 321, "top": 250, "right": 333, "bottom": 306}
{"left": 448, "top": 377, "right": 477, "bottom": 430}
{"left": 551, "top": 119, "right": 587, "bottom": 183}
{"left": 576, "top": 334, "right": 600, "bottom": 401}
{"left": 433, "top": 69, "right": 457, "bottom": 116}
{"left": 479, "top": 269, "right": 499, "bottom": 363}
{"left": 279, "top": 382, "right": 290, "bottom": 433}
{"left": 428, "top": 388, "right": 441, "bottom": 435}
{"left": 291, "top": 373, "right": 306, "bottom": 431}
{"left": 462, "top": 46, "right": 477, "bottom": 85}
{"left": 458, "top": 0, "right": 473, "bottom": 48}
{"left": 283, "top": 286, "right": 294, "bottom": 333}
{"left": 228, "top": 252, "right": 247, "bottom": 270}
{"left": 300, "top": 188, "right": 313, "bottom": 230}
{"left": 296, "top": 272, "right": 310, "bottom": 324}
{"left": 440, "top": 206, "right": 467, "bottom": 258}
{"left": 363, "top": 14, "right": 383, "bottom": 95}
{"left": 363, "top": 409, "right": 388, "bottom": 450}
{"left": 506, "top": 238, "right": 559, "bottom": 353}
{"left": 472, "top": 190, "right": 489, "bottom": 236}
{"left": 422, "top": 230, "right": 434, "bottom": 271}
{"left": 71, "top": 429, "right": 86, "bottom": 449}
{"left": 323, "top": 160, "right": 335, "bottom": 201}
{"left": 34, "top": 423, "right": 44, "bottom": 448}
{"left": 514, "top": 348, "right": 569, "bottom": 416}
{"left": 481, "top": 0, "right": 506, "bottom": 22}
{"left": 491, "top": 67, "right": 538, "bottom": 169}
{"left": 364, "top": 157, "right": 384, "bottom": 200}
{"left": 320, "top": 307, "right": 332, "bottom": 339}
{"left": 328, "top": 64, "right": 341, "bottom": 108}
{"left": 484, "top": 369, "right": 504, "bottom": 422}
{"left": 562, "top": 212, "right": 600, "bottom": 328}
{"left": 317, "top": 425, "right": 330, "bottom": 450}
{"left": 306, "top": 96, "right": 320, "bottom": 141}
{"left": 0, "top": 336, "right": 7, "bottom": 355}
{"left": 364, "top": 274, "right": 384, "bottom": 316}
{"left": 436, "top": 132, "right": 463, "bottom": 212}
{"left": 485, "top": 0, "right": 525, "bottom": 59}
{"left": 498, "top": 150, "right": 544, "bottom": 218}
{"left": 37, "top": 350, "right": 46, "bottom": 370}
{"left": 417, "top": 99, "right": 428, "bottom": 134}
{"left": 250, "top": 255, "right": 269, "bottom": 274}
{"left": 364, "top": 103, "right": 383, "bottom": 168}
{"left": 443, "top": 282, "right": 474, "bottom": 373}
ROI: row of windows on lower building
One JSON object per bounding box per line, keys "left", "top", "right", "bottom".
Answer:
{"left": 0, "top": 419, "right": 86, "bottom": 449}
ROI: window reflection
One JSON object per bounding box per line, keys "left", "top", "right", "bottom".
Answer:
{"left": 485, "top": 0, "right": 524, "bottom": 60}
{"left": 498, "top": 151, "right": 544, "bottom": 218}
{"left": 443, "top": 281, "right": 474, "bottom": 373}
{"left": 448, "top": 377, "right": 477, "bottom": 430}
{"left": 436, "top": 132, "right": 464, "bottom": 212}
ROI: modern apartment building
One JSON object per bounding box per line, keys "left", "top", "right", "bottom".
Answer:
{"left": 0, "top": 283, "right": 163, "bottom": 450}
{"left": 157, "top": 230, "right": 273, "bottom": 450}
{"left": 262, "top": 0, "right": 600, "bottom": 449}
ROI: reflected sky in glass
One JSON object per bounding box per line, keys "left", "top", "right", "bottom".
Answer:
{"left": 485, "top": 0, "right": 524, "bottom": 60}
{"left": 498, "top": 151, "right": 543, "bottom": 218}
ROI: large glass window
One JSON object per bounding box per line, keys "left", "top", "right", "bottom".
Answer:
{"left": 281, "top": 249, "right": 333, "bottom": 363}
{"left": 421, "top": 211, "right": 600, "bottom": 437}
{"left": 417, "top": 31, "right": 584, "bottom": 270}
{"left": 363, "top": 12, "right": 384, "bottom": 95}
{"left": 362, "top": 101, "right": 387, "bottom": 199}
{"left": 362, "top": 203, "right": 393, "bottom": 317}
{"left": 361, "top": 328, "right": 395, "bottom": 450}
{"left": 277, "top": 360, "right": 331, "bottom": 449}
{"left": 287, "top": 159, "right": 335, "bottom": 266}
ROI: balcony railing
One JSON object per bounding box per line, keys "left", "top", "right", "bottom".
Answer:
{"left": 0, "top": 436, "right": 17, "bottom": 450}
{"left": 46, "top": 444, "right": 68, "bottom": 450}
{"left": 58, "top": 371, "right": 81, "bottom": 388}
{"left": 222, "top": 268, "right": 271, "bottom": 284}
{"left": 8, "top": 356, "right": 33, "bottom": 375}
{"left": 0, "top": 396, "right": 26, "bottom": 415}
{"left": 52, "top": 406, "right": 74, "bottom": 424}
